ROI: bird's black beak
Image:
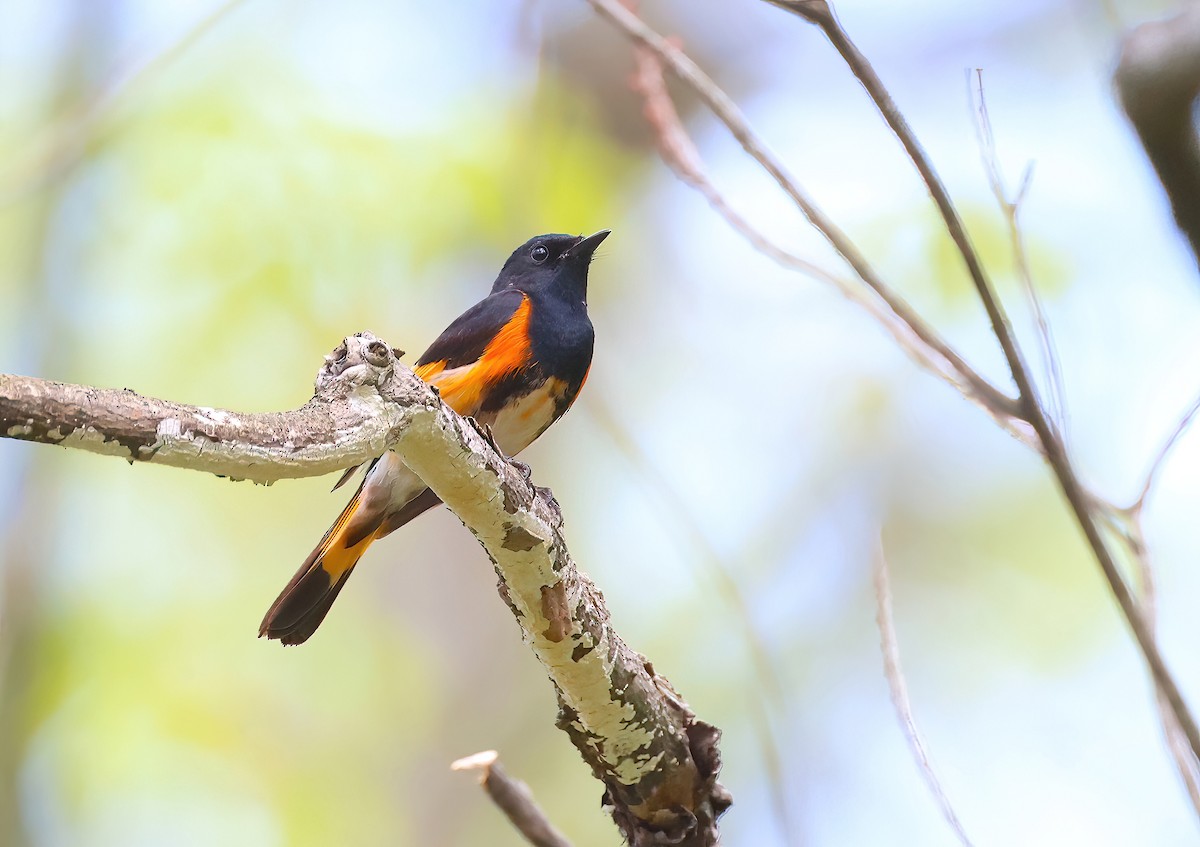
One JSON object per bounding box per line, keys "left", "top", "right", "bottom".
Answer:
{"left": 566, "top": 229, "right": 610, "bottom": 261}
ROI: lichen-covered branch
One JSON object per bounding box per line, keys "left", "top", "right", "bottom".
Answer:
{"left": 0, "top": 336, "right": 419, "bottom": 484}
{"left": 0, "top": 333, "right": 729, "bottom": 845}
{"left": 389, "top": 360, "right": 731, "bottom": 846}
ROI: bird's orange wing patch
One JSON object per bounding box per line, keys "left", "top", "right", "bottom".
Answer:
{"left": 416, "top": 295, "right": 533, "bottom": 416}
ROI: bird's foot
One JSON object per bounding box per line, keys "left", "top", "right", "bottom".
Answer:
{"left": 537, "top": 486, "right": 563, "bottom": 523}
{"left": 469, "top": 418, "right": 505, "bottom": 455}
{"left": 512, "top": 458, "right": 535, "bottom": 484}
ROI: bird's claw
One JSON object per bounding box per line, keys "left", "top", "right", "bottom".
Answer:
{"left": 469, "top": 418, "right": 504, "bottom": 455}
{"left": 537, "top": 486, "right": 563, "bottom": 522}
{"left": 513, "top": 459, "right": 535, "bottom": 484}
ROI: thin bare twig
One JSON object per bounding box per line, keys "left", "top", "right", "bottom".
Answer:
{"left": 586, "top": 393, "right": 797, "bottom": 845}
{"left": 873, "top": 542, "right": 974, "bottom": 847}
{"left": 583, "top": 0, "right": 1025, "bottom": 435}
{"left": 763, "top": 0, "right": 1200, "bottom": 770}
{"left": 1122, "top": 522, "right": 1200, "bottom": 814}
{"left": 1, "top": 0, "right": 250, "bottom": 203}
{"left": 1129, "top": 389, "right": 1200, "bottom": 515}
{"left": 1099, "top": 498, "right": 1200, "bottom": 814}
{"left": 970, "top": 70, "right": 1068, "bottom": 438}
{"left": 630, "top": 38, "right": 840, "bottom": 286}
{"left": 1108, "top": 384, "right": 1200, "bottom": 813}
{"left": 452, "top": 751, "right": 573, "bottom": 847}
{"left": 595, "top": 0, "right": 1200, "bottom": 815}
{"left": 977, "top": 48, "right": 1200, "bottom": 823}
{"left": 589, "top": 0, "right": 1200, "bottom": 812}
{"left": 625, "top": 33, "right": 1035, "bottom": 448}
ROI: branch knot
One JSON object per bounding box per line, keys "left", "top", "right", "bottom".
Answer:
{"left": 315, "top": 331, "right": 402, "bottom": 399}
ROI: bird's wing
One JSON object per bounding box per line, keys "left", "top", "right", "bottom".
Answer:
{"left": 414, "top": 287, "right": 534, "bottom": 416}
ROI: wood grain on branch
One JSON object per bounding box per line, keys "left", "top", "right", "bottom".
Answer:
{"left": 0, "top": 333, "right": 729, "bottom": 846}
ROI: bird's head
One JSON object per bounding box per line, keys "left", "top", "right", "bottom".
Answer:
{"left": 491, "top": 230, "right": 610, "bottom": 304}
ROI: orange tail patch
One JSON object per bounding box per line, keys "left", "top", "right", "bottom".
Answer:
{"left": 259, "top": 489, "right": 379, "bottom": 646}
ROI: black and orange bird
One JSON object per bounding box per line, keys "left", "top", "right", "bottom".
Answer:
{"left": 259, "top": 230, "right": 609, "bottom": 645}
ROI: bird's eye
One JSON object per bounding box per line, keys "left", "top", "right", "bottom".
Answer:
{"left": 530, "top": 245, "right": 549, "bottom": 264}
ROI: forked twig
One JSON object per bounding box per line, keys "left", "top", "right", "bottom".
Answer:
{"left": 625, "top": 34, "right": 1035, "bottom": 448}
{"left": 970, "top": 70, "right": 1067, "bottom": 438}
{"left": 1110, "top": 386, "right": 1200, "bottom": 814}
{"left": 959, "top": 78, "right": 1199, "bottom": 808}
{"left": 584, "top": 0, "right": 1025, "bottom": 435}
{"left": 587, "top": 0, "right": 1200, "bottom": 816}
{"left": 761, "top": 0, "right": 1200, "bottom": 770}
{"left": 1129, "top": 389, "right": 1200, "bottom": 516}
{"left": 962, "top": 20, "right": 1200, "bottom": 824}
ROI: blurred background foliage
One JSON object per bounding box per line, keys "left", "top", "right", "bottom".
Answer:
{"left": 2, "top": 0, "right": 1200, "bottom": 845}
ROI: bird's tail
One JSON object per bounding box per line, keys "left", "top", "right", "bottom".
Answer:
{"left": 259, "top": 487, "right": 378, "bottom": 646}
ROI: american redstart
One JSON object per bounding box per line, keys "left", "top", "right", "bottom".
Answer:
{"left": 259, "top": 230, "right": 609, "bottom": 645}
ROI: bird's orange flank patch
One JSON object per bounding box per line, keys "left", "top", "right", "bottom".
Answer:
{"left": 414, "top": 360, "right": 446, "bottom": 381}
{"left": 417, "top": 295, "right": 533, "bottom": 415}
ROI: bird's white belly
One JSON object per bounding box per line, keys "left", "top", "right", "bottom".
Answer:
{"left": 373, "top": 377, "right": 572, "bottom": 512}
{"left": 483, "top": 378, "right": 570, "bottom": 456}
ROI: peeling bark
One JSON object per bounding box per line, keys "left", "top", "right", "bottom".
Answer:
{"left": 0, "top": 332, "right": 730, "bottom": 845}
